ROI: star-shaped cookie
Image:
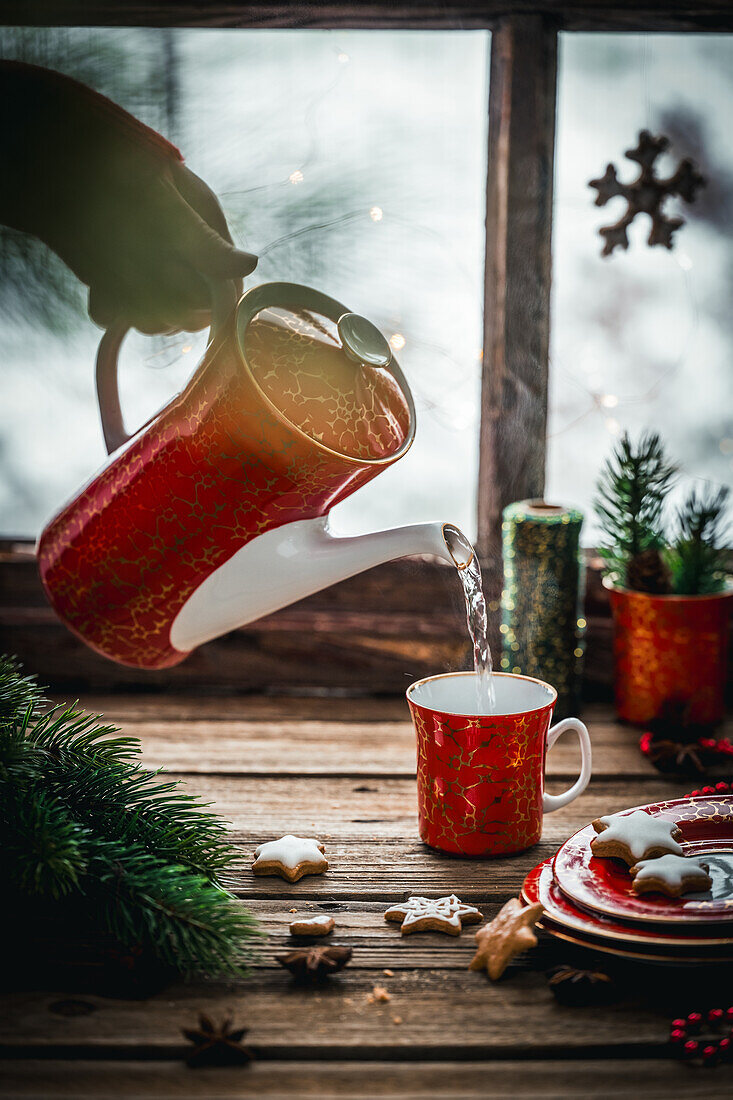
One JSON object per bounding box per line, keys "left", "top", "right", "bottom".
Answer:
{"left": 469, "top": 898, "right": 544, "bottom": 980}
{"left": 630, "top": 853, "right": 711, "bottom": 897}
{"left": 252, "top": 835, "right": 328, "bottom": 882}
{"left": 384, "top": 894, "right": 483, "bottom": 936}
{"left": 289, "top": 914, "right": 335, "bottom": 936}
{"left": 591, "top": 810, "right": 683, "bottom": 865}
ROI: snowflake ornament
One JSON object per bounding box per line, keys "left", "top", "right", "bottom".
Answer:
{"left": 589, "top": 130, "right": 705, "bottom": 256}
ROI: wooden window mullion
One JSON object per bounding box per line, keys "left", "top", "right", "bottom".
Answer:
{"left": 477, "top": 14, "right": 558, "bottom": 599}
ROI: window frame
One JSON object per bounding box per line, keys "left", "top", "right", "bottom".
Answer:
{"left": 1, "top": 1, "right": 731, "bottom": 693}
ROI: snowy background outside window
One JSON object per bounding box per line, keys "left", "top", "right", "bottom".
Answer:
{"left": 0, "top": 29, "right": 730, "bottom": 545}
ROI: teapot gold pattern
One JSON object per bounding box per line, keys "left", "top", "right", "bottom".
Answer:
{"left": 38, "top": 279, "right": 466, "bottom": 669}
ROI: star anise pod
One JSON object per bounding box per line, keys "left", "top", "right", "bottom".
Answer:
{"left": 546, "top": 965, "right": 616, "bottom": 1006}
{"left": 641, "top": 735, "right": 707, "bottom": 775}
{"left": 276, "top": 945, "right": 352, "bottom": 982}
{"left": 641, "top": 700, "right": 719, "bottom": 776}
{"left": 182, "top": 1014, "right": 253, "bottom": 1068}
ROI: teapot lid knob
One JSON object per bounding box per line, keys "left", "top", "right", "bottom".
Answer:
{"left": 337, "top": 312, "right": 393, "bottom": 369}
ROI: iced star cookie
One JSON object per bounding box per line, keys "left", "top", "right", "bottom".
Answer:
{"left": 384, "top": 894, "right": 483, "bottom": 936}
{"left": 289, "top": 914, "right": 335, "bottom": 936}
{"left": 252, "top": 835, "right": 328, "bottom": 882}
{"left": 629, "top": 854, "right": 712, "bottom": 897}
{"left": 590, "top": 810, "right": 683, "bottom": 866}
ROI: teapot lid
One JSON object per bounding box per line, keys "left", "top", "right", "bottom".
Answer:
{"left": 235, "top": 282, "right": 415, "bottom": 464}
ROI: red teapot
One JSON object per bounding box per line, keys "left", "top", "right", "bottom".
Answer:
{"left": 38, "top": 279, "right": 464, "bottom": 669}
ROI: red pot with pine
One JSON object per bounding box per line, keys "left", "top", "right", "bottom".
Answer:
{"left": 605, "top": 581, "right": 732, "bottom": 725}
{"left": 596, "top": 433, "right": 731, "bottom": 727}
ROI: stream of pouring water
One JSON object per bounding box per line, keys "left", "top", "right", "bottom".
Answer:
{"left": 444, "top": 525, "right": 496, "bottom": 714}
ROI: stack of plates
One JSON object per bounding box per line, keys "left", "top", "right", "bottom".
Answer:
{"left": 522, "top": 795, "right": 733, "bottom": 964}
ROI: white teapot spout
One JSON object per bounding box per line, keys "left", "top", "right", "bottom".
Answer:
{"left": 170, "top": 516, "right": 472, "bottom": 654}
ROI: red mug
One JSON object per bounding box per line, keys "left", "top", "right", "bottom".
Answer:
{"left": 406, "top": 671, "right": 592, "bottom": 857}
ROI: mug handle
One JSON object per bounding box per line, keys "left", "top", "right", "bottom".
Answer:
{"left": 94, "top": 277, "right": 240, "bottom": 455}
{"left": 542, "top": 717, "right": 592, "bottom": 813}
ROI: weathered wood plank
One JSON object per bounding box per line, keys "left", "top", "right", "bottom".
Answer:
{"left": 65, "top": 695, "right": 631, "bottom": 724}
{"left": 5, "top": 964, "right": 731, "bottom": 1058}
{"left": 8, "top": 552, "right": 730, "bottom": 695}
{"left": 2, "top": 618, "right": 467, "bottom": 696}
{"left": 56, "top": 694, "right": 411, "bottom": 723}
{"left": 172, "top": 773, "right": 705, "bottom": 837}
{"left": 72, "top": 697, "right": 728, "bottom": 781}
{"left": 0, "top": 549, "right": 463, "bottom": 616}
{"left": 92, "top": 715, "right": 673, "bottom": 778}
{"left": 2, "top": 1059, "right": 728, "bottom": 1099}
{"left": 223, "top": 839, "right": 580, "bottom": 900}
{"left": 2, "top": 692, "right": 731, "bottom": 1091}
{"left": 126, "top": 774, "right": 703, "bottom": 899}
{"left": 3, "top": 1, "right": 733, "bottom": 33}
{"left": 174, "top": 899, "right": 560, "bottom": 970}
{"left": 477, "top": 14, "right": 557, "bottom": 593}
{"left": 223, "top": 899, "right": 502, "bottom": 969}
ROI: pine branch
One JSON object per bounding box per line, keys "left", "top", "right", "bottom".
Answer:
{"left": 47, "top": 750, "right": 236, "bottom": 877}
{"left": 0, "top": 655, "right": 260, "bottom": 977}
{"left": 594, "top": 431, "right": 677, "bottom": 587}
{"left": 33, "top": 702, "right": 140, "bottom": 764}
{"left": 0, "top": 653, "right": 43, "bottom": 726}
{"left": 668, "top": 486, "right": 730, "bottom": 595}
{"left": 2, "top": 784, "right": 88, "bottom": 898}
{"left": 87, "top": 838, "right": 260, "bottom": 979}
{"left": 6, "top": 695, "right": 236, "bottom": 877}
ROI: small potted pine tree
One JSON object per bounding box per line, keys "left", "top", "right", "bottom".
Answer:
{"left": 595, "top": 432, "right": 732, "bottom": 726}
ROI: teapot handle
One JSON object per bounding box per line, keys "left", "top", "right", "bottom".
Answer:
{"left": 95, "top": 279, "right": 240, "bottom": 455}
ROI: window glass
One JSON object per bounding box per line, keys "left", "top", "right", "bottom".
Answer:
{"left": 0, "top": 28, "right": 488, "bottom": 539}
{"left": 550, "top": 34, "right": 733, "bottom": 543}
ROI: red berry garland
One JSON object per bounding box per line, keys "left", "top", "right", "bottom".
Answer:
{"left": 640, "top": 731, "right": 733, "bottom": 775}
{"left": 669, "top": 1008, "right": 733, "bottom": 1066}
{"left": 686, "top": 781, "right": 732, "bottom": 798}
{"left": 669, "top": 785, "right": 732, "bottom": 1065}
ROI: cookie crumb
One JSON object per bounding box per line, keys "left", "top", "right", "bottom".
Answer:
{"left": 367, "top": 984, "right": 391, "bottom": 1004}
{"left": 383, "top": 968, "right": 394, "bottom": 977}
{"left": 392, "top": 1015, "right": 403, "bottom": 1025}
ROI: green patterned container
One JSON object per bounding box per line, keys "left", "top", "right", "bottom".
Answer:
{"left": 501, "top": 500, "right": 585, "bottom": 719}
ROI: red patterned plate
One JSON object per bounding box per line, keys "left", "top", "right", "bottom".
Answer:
{"left": 553, "top": 796, "right": 733, "bottom": 925}
{"left": 523, "top": 861, "right": 733, "bottom": 950}
{"left": 538, "top": 920, "right": 733, "bottom": 965}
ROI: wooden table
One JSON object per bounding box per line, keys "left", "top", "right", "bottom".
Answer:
{"left": 2, "top": 695, "right": 732, "bottom": 1098}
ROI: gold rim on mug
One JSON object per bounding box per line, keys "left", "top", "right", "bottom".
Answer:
{"left": 406, "top": 670, "right": 558, "bottom": 719}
